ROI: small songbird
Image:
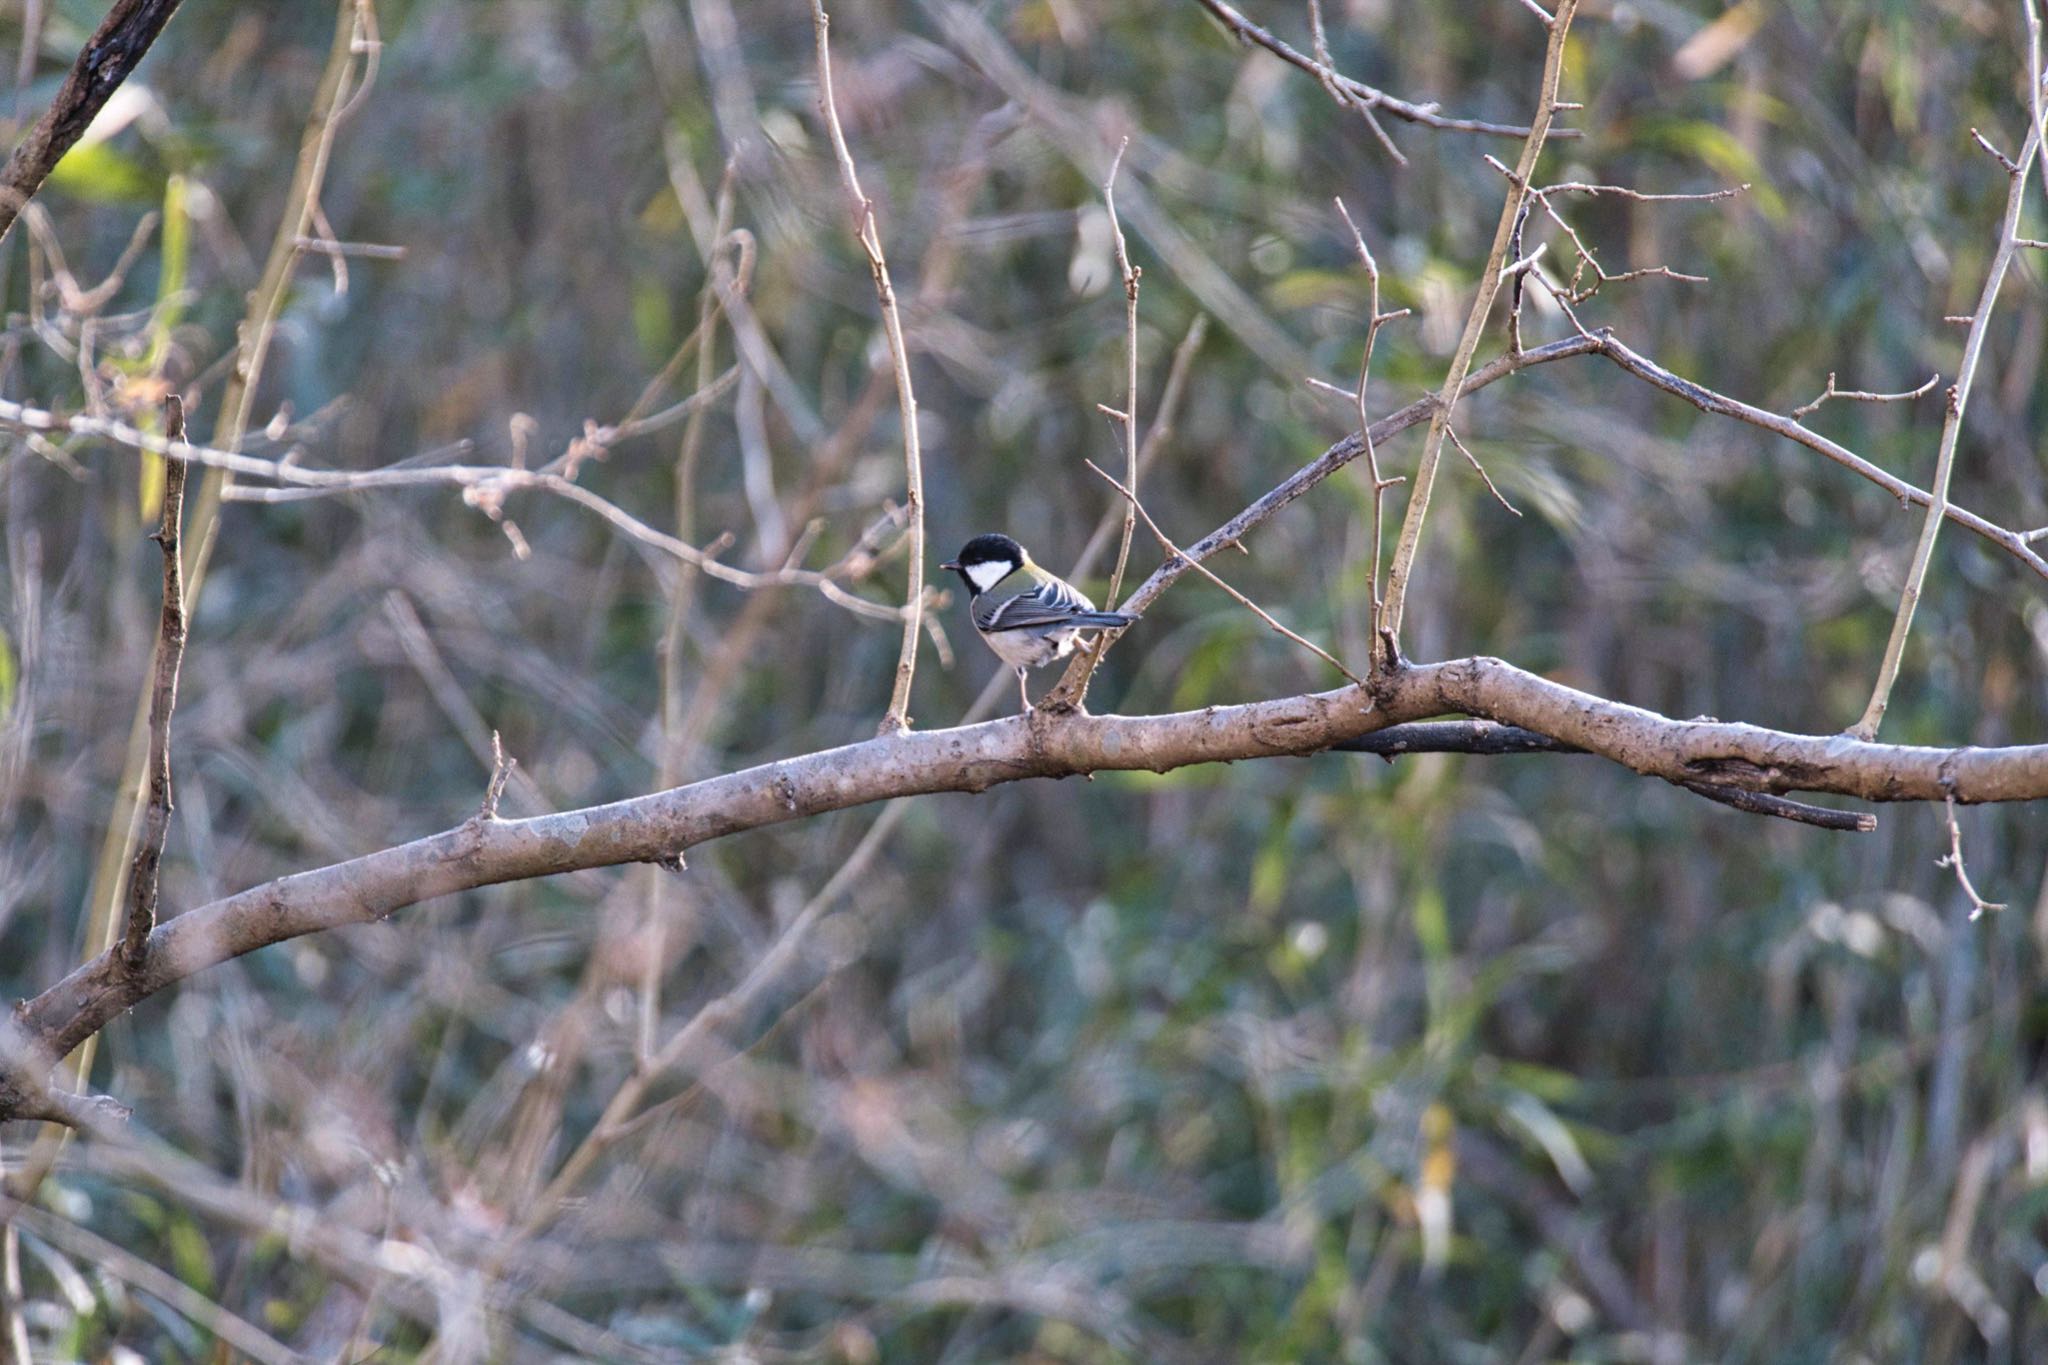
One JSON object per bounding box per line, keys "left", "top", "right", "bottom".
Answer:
{"left": 941, "top": 533, "right": 1135, "bottom": 714}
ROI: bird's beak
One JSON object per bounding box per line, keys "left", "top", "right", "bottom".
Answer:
{"left": 939, "top": 559, "right": 959, "bottom": 571}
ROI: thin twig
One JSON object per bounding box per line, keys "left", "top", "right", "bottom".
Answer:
{"left": 1308, "top": 0, "right": 1405, "bottom": 164}
{"left": 1194, "top": 0, "right": 1576, "bottom": 139}
{"left": 1852, "top": 99, "right": 2041, "bottom": 739}
{"left": 120, "top": 396, "right": 190, "bottom": 971}
{"left": 1103, "top": 138, "right": 1142, "bottom": 609}
{"left": 1043, "top": 313, "right": 1210, "bottom": 709}
{"left": 1938, "top": 795, "right": 2006, "bottom": 919}
{"left": 1064, "top": 139, "right": 1145, "bottom": 708}
{"left": 1333, "top": 197, "right": 1402, "bottom": 663}
{"left": 1533, "top": 179, "right": 1748, "bottom": 203}
{"left": 1085, "top": 459, "right": 1363, "bottom": 684}
{"left": 1444, "top": 423, "right": 1522, "bottom": 517}
{"left": 1381, "top": 0, "right": 1577, "bottom": 645}
{"left": 478, "top": 731, "right": 515, "bottom": 822}
{"left": 814, "top": 0, "right": 927, "bottom": 734}
{"left": 0, "top": 0, "right": 188, "bottom": 246}
{"left": 1791, "top": 371, "right": 1941, "bottom": 422}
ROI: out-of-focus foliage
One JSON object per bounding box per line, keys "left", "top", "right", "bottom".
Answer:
{"left": 1, "top": 0, "right": 2046, "bottom": 1360}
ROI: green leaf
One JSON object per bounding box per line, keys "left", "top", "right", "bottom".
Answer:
{"left": 46, "top": 141, "right": 155, "bottom": 203}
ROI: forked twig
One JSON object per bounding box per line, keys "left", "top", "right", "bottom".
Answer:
{"left": 1791, "top": 371, "right": 1941, "bottom": 422}
{"left": 1938, "top": 796, "right": 2005, "bottom": 919}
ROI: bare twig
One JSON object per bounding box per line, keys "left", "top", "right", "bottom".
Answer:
{"left": 1382, "top": 0, "right": 1577, "bottom": 645}
{"left": 1790, "top": 371, "right": 1942, "bottom": 422}
{"left": 1308, "top": 0, "right": 1405, "bottom": 163}
{"left": 479, "top": 731, "right": 515, "bottom": 822}
{"left": 1970, "top": 126, "right": 2018, "bottom": 173}
{"left": 813, "top": 0, "right": 927, "bottom": 734}
{"left": 1062, "top": 139, "right": 1145, "bottom": 708}
{"left": 1333, "top": 197, "right": 1404, "bottom": 661}
{"left": 1086, "top": 459, "right": 1364, "bottom": 684}
{"left": 1103, "top": 139, "right": 1142, "bottom": 608}
{"left": 1443, "top": 423, "right": 1522, "bottom": 517}
{"left": 1938, "top": 796, "right": 2006, "bottom": 919}
{"left": 1486, "top": 156, "right": 1745, "bottom": 304}
{"left": 1852, "top": 101, "right": 2041, "bottom": 739}
{"left": 1532, "top": 179, "right": 1749, "bottom": 203}
{"left": 120, "top": 396, "right": 190, "bottom": 971}
{"left": 1194, "top": 0, "right": 1577, "bottom": 140}
{"left": 1041, "top": 313, "right": 1210, "bottom": 709}
{"left": 0, "top": 0, "right": 188, "bottom": 245}
{"left": 292, "top": 234, "right": 406, "bottom": 259}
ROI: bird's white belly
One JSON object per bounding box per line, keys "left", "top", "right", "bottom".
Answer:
{"left": 981, "top": 625, "right": 1074, "bottom": 670}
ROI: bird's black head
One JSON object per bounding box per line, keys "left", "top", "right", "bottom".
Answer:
{"left": 940, "top": 533, "right": 1026, "bottom": 596}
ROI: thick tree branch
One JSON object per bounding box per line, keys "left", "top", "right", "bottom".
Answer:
{"left": 0, "top": 0, "right": 187, "bottom": 245}
{"left": 8, "top": 655, "right": 2045, "bottom": 1112}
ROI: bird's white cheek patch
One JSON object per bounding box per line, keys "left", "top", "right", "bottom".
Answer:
{"left": 965, "top": 561, "right": 1010, "bottom": 593}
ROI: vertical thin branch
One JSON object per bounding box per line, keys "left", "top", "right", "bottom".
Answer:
{"left": 121, "top": 396, "right": 189, "bottom": 969}
{"left": 1063, "top": 139, "right": 1143, "bottom": 708}
{"left": 1380, "top": 0, "right": 1577, "bottom": 646}
{"left": 1850, "top": 82, "right": 2041, "bottom": 738}
{"left": 0, "top": 0, "right": 188, "bottom": 246}
{"left": 1104, "top": 139, "right": 1142, "bottom": 606}
{"left": 1333, "top": 197, "right": 1407, "bottom": 670}
{"left": 813, "top": 0, "right": 926, "bottom": 734}
{"left": 1042, "top": 313, "right": 1208, "bottom": 710}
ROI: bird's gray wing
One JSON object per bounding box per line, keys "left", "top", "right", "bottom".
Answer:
{"left": 977, "top": 578, "right": 1123, "bottom": 632}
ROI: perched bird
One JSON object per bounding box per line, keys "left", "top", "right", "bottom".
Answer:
{"left": 940, "top": 533, "right": 1135, "bottom": 714}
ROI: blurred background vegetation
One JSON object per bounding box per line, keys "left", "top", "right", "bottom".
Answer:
{"left": 2, "top": 0, "right": 2046, "bottom": 1359}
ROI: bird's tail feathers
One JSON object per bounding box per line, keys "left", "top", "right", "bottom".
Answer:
{"left": 1070, "top": 610, "right": 1135, "bottom": 628}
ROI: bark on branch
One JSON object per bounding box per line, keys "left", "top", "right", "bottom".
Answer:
{"left": 0, "top": 0, "right": 188, "bottom": 245}
{"left": 8, "top": 654, "right": 2044, "bottom": 1114}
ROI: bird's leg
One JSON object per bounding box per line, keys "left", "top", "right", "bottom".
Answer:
{"left": 1017, "top": 667, "right": 1033, "bottom": 714}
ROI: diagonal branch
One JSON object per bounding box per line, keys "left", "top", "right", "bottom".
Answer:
{"left": 1849, "top": 24, "right": 2045, "bottom": 738}
{"left": 0, "top": 0, "right": 188, "bottom": 245}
